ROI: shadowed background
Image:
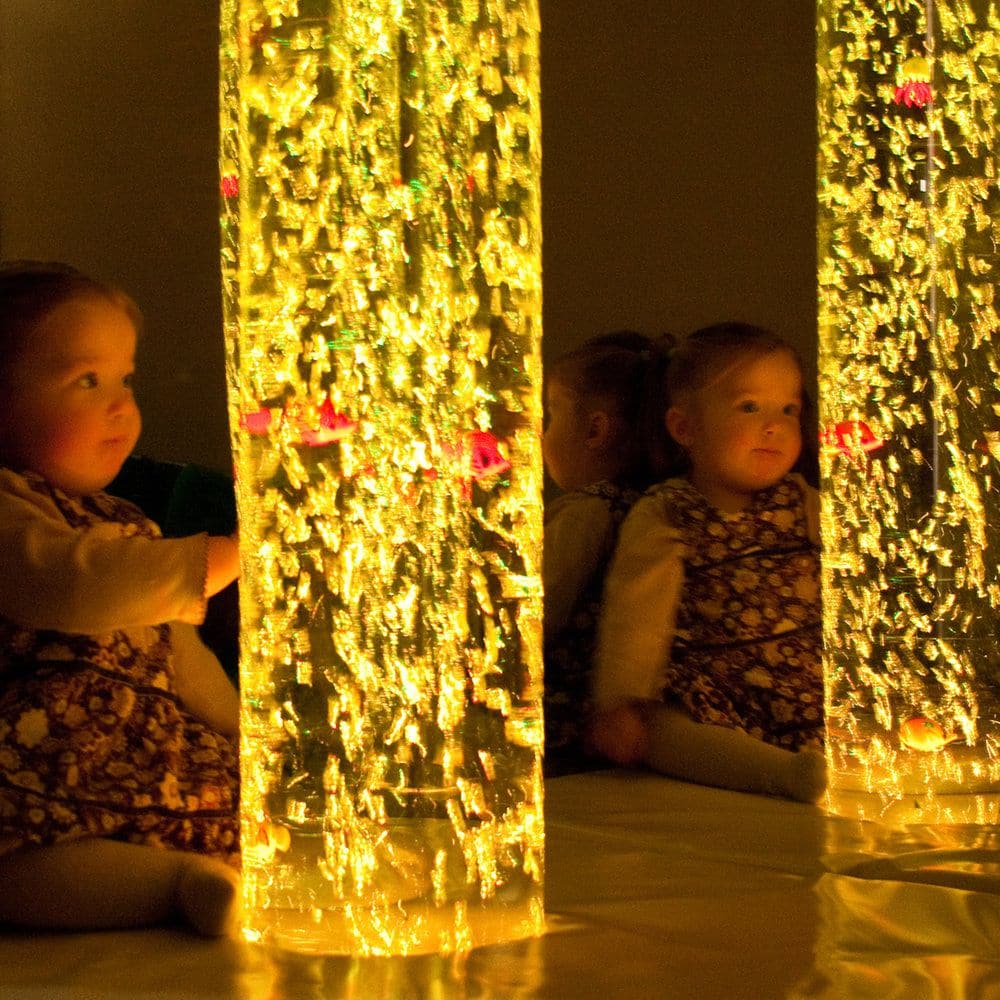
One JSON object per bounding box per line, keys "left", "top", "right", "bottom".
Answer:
{"left": 0, "top": 1, "right": 814, "bottom": 473}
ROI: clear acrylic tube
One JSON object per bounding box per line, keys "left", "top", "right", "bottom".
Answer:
{"left": 818, "top": 0, "right": 1000, "bottom": 848}
{"left": 219, "top": 0, "right": 544, "bottom": 953}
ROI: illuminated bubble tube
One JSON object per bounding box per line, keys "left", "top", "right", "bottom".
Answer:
{"left": 219, "top": 0, "right": 544, "bottom": 954}
{"left": 818, "top": 1, "right": 1000, "bottom": 838}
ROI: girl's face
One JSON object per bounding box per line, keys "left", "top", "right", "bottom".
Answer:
{"left": 0, "top": 295, "right": 141, "bottom": 495}
{"left": 543, "top": 380, "right": 595, "bottom": 491}
{"left": 667, "top": 349, "right": 802, "bottom": 512}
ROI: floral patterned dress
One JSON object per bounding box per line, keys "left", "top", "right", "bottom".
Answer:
{"left": 661, "top": 476, "right": 823, "bottom": 750}
{"left": 0, "top": 473, "right": 239, "bottom": 865}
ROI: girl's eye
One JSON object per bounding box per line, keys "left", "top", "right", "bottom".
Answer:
{"left": 739, "top": 401, "right": 758, "bottom": 413}
{"left": 784, "top": 403, "right": 801, "bottom": 417}
{"left": 78, "top": 373, "right": 98, "bottom": 389}
{"left": 123, "top": 373, "right": 135, "bottom": 389}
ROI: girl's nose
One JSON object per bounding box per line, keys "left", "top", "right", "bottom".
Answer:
{"left": 109, "top": 387, "right": 136, "bottom": 416}
{"left": 763, "top": 410, "right": 794, "bottom": 434}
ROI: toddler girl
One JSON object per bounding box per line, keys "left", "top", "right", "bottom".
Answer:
{"left": 0, "top": 261, "right": 242, "bottom": 934}
{"left": 590, "top": 323, "right": 826, "bottom": 802}
{"left": 543, "top": 331, "right": 673, "bottom": 774}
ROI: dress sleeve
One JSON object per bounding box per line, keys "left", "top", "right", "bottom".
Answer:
{"left": 543, "top": 492, "right": 612, "bottom": 642}
{"left": 592, "top": 492, "right": 685, "bottom": 711}
{"left": 0, "top": 473, "right": 209, "bottom": 633}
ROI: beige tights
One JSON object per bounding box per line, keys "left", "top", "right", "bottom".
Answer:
{"left": 0, "top": 838, "right": 241, "bottom": 936}
{"left": 643, "top": 704, "right": 827, "bottom": 803}
{"left": 592, "top": 702, "right": 827, "bottom": 804}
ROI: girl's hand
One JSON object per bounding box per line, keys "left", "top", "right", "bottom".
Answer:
{"left": 588, "top": 704, "right": 650, "bottom": 766}
{"left": 205, "top": 534, "right": 240, "bottom": 597}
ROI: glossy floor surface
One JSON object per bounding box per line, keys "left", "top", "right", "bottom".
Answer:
{"left": 2, "top": 771, "right": 999, "bottom": 999}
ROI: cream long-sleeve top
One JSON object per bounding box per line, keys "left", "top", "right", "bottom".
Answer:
{"left": 544, "top": 489, "right": 616, "bottom": 643}
{"left": 593, "top": 473, "right": 821, "bottom": 712}
{"left": 0, "top": 467, "right": 210, "bottom": 636}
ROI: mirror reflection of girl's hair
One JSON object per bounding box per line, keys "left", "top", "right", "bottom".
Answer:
{"left": 548, "top": 329, "right": 678, "bottom": 490}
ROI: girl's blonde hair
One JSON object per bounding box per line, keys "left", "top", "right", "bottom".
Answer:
{"left": 666, "top": 322, "right": 802, "bottom": 403}
{"left": 0, "top": 260, "right": 142, "bottom": 383}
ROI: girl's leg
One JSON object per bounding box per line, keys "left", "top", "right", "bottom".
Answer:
{"left": 642, "top": 704, "right": 826, "bottom": 803}
{"left": 0, "top": 838, "right": 240, "bottom": 936}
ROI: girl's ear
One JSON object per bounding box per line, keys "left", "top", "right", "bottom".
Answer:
{"left": 584, "top": 409, "right": 612, "bottom": 450}
{"left": 666, "top": 405, "right": 695, "bottom": 447}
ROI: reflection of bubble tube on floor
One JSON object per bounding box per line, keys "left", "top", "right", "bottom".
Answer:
{"left": 789, "top": 868, "right": 1000, "bottom": 998}
{"left": 219, "top": 0, "right": 544, "bottom": 954}
{"left": 817, "top": 1, "right": 1000, "bottom": 849}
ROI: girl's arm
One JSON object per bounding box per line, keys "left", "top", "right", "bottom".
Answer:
{"left": 588, "top": 494, "right": 684, "bottom": 764}
{"left": 0, "top": 471, "right": 230, "bottom": 633}
{"left": 543, "top": 493, "right": 612, "bottom": 642}
{"left": 591, "top": 493, "right": 684, "bottom": 711}
{"left": 205, "top": 532, "right": 240, "bottom": 599}
{"left": 170, "top": 621, "right": 239, "bottom": 737}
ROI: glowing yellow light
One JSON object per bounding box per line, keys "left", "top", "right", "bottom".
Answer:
{"left": 818, "top": 2, "right": 1000, "bottom": 840}
{"left": 220, "top": 0, "right": 543, "bottom": 954}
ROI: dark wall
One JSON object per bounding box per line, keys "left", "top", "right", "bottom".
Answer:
{"left": 0, "top": 3, "right": 229, "bottom": 470}
{"left": 0, "top": 1, "right": 815, "bottom": 473}
{"left": 541, "top": 1, "right": 816, "bottom": 367}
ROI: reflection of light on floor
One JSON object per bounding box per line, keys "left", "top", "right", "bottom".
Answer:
{"left": 789, "top": 872, "right": 1000, "bottom": 999}
{"left": 237, "top": 933, "right": 548, "bottom": 1000}
{"left": 834, "top": 849, "right": 1000, "bottom": 894}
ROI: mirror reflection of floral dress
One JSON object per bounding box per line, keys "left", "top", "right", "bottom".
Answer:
{"left": 0, "top": 471, "right": 239, "bottom": 866}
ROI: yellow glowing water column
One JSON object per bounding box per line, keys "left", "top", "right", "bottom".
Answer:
{"left": 219, "top": 0, "right": 543, "bottom": 953}
{"left": 818, "top": 1, "right": 1000, "bottom": 834}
